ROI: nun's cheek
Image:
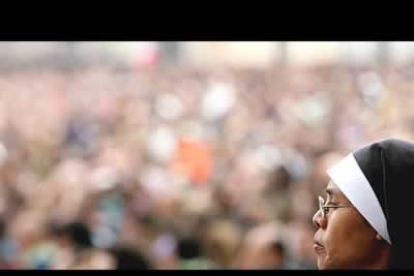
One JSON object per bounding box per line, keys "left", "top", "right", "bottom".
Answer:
{"left": 320, "top": 243, "right": 355, "bottom": 270}
{"left": 318, "top": 251, "right": 335, "bottom": 270}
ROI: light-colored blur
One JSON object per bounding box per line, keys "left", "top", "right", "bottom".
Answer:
{"left": 0, "top": 42, "right": 411, "bottom": 269}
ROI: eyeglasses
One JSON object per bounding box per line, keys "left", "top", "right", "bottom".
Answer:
{"left": 318, "top": 196, "right": 352, "bottom": 218}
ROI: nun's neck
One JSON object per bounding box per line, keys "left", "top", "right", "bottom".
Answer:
{"left": 365, "top": 246, "right": 391, "bottom": 270}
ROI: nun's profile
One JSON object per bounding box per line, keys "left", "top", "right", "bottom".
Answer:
{"left": 313, "top": 138, "right": 414, "bottom": 269}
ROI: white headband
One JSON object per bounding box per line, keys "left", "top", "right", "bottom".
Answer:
{"left": 327, "top": 154, "right": 391, "bottom": 244}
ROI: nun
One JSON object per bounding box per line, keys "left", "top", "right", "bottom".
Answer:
{"left": 313, "top": 138, "right": 414, "bottom": 269}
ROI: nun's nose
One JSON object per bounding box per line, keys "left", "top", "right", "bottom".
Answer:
{"left": 313, "top": 209, "right": 326, "bottom": 229}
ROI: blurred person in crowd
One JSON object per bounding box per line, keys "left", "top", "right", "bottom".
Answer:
{"left": 313, "top": 138, "right": 414, "bottom": 269}
{"left": 176, "top": 235, "right": 215, "bottom": 269}
{"left": 49, "top": 221, "right": 113, "bottom": 269}
{"left": 109, "top": 247, "right": 152, "bottom": 270}
{"left": 7, "top": 210, "right": 52, "bottom": 269}
{"left": 262, "top": 165, "right": 294, "bottom": 223}
{"left": 234, "top": 222, "right": 287, "bottom": 269}
{"left": 149, "top": 231, "right": 179, "bottom": 269}
{"left": 199, "top": 218, "right": 243, "bottom": 269}
{"left": 0, "top": 218, "right": 15, "bottom": 269}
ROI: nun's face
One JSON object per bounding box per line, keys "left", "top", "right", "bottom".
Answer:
{"left": 312, "top": 182, "right": 389, "bottom": 269}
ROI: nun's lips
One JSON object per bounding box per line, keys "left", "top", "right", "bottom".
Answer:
{"left": 313, "top": 238, "right": 324, "bottom": 253}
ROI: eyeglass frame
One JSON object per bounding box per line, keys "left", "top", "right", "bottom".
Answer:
{"left": 318, "top": 196, "right": 352, "bottom": 218}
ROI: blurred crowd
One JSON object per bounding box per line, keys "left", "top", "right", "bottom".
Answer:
{"left": 0, "top": 64, "right": 412, "bottom": 269}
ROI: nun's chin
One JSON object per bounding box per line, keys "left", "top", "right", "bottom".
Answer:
{"left": 316, "top": 253, "right": 327, "bottom": 270}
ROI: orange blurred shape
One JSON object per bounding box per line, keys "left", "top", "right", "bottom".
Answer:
{"left": 170, "top": 138, "right": 214, "bottom": 185}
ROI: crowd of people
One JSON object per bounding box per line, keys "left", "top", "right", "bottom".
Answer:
{"left": 0, "top": 64, "right": 411, "bottom": 269}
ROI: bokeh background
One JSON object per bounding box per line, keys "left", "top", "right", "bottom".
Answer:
{"left": 0, "top": 41, "right": 412, "bottom": 269}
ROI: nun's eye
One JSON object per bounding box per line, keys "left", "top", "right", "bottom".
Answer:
{"left": 323, "top": 206, "right": 334, "bottom": 214}
{"left": 324, "top": 204, "right": 351, "bottom": 216}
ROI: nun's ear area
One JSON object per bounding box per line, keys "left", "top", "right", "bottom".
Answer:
{"left": 376, "top": 234, "right": 391, "bottom": 252}
{"left": 376, "top": 234, "right": 383, "bottom": 241}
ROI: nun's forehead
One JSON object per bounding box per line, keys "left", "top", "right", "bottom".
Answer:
{"left": 325, "top": 181, "right": 352, "bottom": 203}
{"left": 325, "top": 181, "right": 340, "bottom": 194}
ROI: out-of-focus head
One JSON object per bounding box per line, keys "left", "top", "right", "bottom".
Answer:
{"left": 202, "top": 219, "right": 243, "bottom": 268}
{"left": 235, "top": 222, "right": 286, "bottom": 269}
{"left": 109, "top": 247, "right": 152, "bottom": 270}
{"left": 51, "top": 221, "right": 93, "bottom": 250}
